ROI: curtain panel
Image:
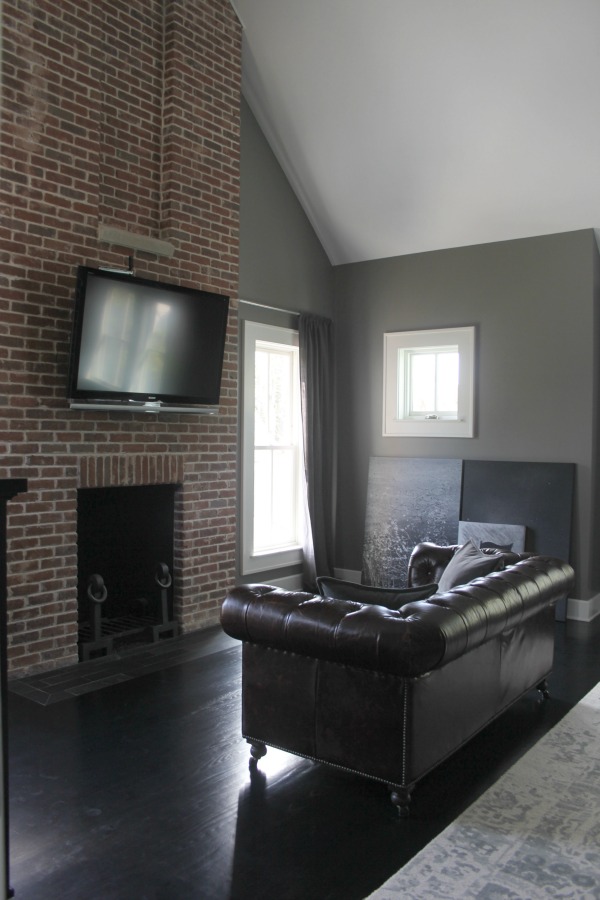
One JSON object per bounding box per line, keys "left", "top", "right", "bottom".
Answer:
{"left": 299, "top": 313, "right": 335, "bottom": 589}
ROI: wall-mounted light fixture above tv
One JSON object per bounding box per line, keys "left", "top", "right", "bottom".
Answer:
{"left": 67, "top": 266, "right": 230, "bottom": 414}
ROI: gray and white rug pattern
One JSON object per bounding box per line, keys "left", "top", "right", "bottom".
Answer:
{"left": 367, "top": 682, "right": 600, "bottom": 899}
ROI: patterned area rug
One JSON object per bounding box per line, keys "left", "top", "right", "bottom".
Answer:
{"left": 367, "top": 682, "right": 600, "bottom": 899}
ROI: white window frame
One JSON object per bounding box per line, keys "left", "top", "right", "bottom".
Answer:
{"left": 241, "top": 320, "right": 303, "bottom": 574}
{"left": 383, "top": 326, "right": 475, "bottom": 437}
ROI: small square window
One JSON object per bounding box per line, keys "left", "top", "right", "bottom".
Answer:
{"left": 383, "top": 326, "right": 475, "bottom": 437}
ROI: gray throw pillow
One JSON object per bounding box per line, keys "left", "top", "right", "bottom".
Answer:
{"left": 438, "top": 540, "right": 504, "bottom": 592}
{"left": 316, "top": 576, "right": 438, "bottom": 610}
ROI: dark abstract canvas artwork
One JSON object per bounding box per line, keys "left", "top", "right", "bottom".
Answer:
{"left": 460, "top": 460, "right": 574, "bottom": 560}
{"left": 362, "top": 457, "right": 462, "bottom": 588}
{"left": 362, "top": 456, "right": 574, "bottom": 619}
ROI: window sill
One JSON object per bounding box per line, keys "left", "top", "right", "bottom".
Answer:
{"left": 384, "top": 418, "right": 473, "bottom": 438}
{"left": 241, "top": 546, "right": 303, "bottom": 576}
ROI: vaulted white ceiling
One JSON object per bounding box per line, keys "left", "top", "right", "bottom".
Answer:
{"left": 231, "top": 0, "right": 600, "bottom": 265}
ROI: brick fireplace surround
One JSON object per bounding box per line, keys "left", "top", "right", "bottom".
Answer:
{"left": 0, "top": 0, "right": 242, "bottom": 676}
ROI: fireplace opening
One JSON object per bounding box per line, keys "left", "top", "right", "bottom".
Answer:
{"left": 77, "top": 484, "right": 179, "bottom": 660}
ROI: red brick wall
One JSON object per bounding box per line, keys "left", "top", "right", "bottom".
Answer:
{"left": 0, "top": 0, "right": 242, "bottom": 675}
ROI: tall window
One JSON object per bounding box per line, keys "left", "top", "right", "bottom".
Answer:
{"left": 242, "top": 321, "right": 303, "bottom": 574}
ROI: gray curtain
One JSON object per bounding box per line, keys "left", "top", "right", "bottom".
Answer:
{"left": 299, "top": 313, "right": 335, "bottom": 590}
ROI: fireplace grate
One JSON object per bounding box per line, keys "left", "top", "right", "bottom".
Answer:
{"left": 78, "top": 566, "right": 178, "bottom": 661}
{"left": 78, "top": 614, "right": 178, "bottom": 659}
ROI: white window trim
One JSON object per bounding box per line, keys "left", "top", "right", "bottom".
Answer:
{"left": 241, "top": 320, "right": 303, "bottom": 575}
{"left": 383, "top": 326, "right": 475, "bottom": 437}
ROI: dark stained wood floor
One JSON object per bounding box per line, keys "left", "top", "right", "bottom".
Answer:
{"left": 6, "top": 618, "right": 600, "bottom": 899}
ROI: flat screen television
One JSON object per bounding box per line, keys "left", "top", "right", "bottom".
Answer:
{"left": 67, "top": 266, "right": 230, "bottom": 413}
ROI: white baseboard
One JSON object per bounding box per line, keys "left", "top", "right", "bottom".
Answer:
{"left": 333, "top": 568, "right": 362, "bottom": 583}
{"left": 268, "top": 573, "right": 304, "bottom": 590}
{"left": 567, "top": 594, "right": 600, "bottom": 623}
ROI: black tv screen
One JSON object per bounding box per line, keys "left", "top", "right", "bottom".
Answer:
{"left": 67, "top": 266, "right": 229, "bottom": 410}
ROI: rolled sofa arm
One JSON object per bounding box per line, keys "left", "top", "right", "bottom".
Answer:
{"left": 221, "top": 557, "right": 574, "bottom": 678}
{"left": 221, "top": 583, "right": 447, "bottom": 677}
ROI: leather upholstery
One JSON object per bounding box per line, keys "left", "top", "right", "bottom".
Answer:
{"left": 407, "top": 540, "right": 531, "bottom": 588}
{"left": 222, "top": 556, "right": 572, "bottom": 678}
{"left": 221, "top": 551, "right": 574, "bottom": 806}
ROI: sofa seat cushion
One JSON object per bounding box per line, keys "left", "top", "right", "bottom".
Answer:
{"left": 316, "top": 576, "right": 438, "bottom": 609}
{"left": 438, "top": 540, "right": 504, "bottom": 592}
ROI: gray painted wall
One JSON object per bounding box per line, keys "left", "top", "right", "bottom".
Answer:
{"left": 238, "top": 98, "right": 334, "bottom": 583}
{"left": 334, "top": 230, "right": 598, "bottom": 599}
{"left": 239, "top": 98, "right": 333, "bottom": 316}
{"left": 590, "top": 236, "right": 600, "bottom": 589}
{"left": 238, "top": 99, "right": 599, "bottom": 601}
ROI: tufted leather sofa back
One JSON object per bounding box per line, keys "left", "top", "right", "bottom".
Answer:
{"left": 221, "top": 556, "right": 574, "bottom": 679}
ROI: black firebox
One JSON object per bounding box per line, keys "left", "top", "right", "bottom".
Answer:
{"left": 77, "top": 484, "right": 179, "bottom": 659}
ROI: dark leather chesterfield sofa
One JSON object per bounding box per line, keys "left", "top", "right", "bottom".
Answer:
{"left": 221, "top": 543, "right": 574, "bottom": 814}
